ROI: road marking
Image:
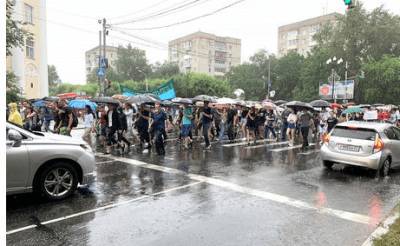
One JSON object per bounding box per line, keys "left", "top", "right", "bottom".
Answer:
{"left": 244, "top": 141, "right": 289, "bottom": 149}
{"left": 6, "top": 181, "right": 203, "bottom": 235}
{"left": 297, "top": 149, "right": 320, "bottom": 155}
{"left": 361, "top": 208, "right": 400, "bottom": 246}
{"left": 222, "top": 139, "right": 274, "bottom": 147}
{"left": 95, "top": 154, "right": 371, "bottom": 225}
{"left": 95, "top": 160, "right": 115, "bottom": 165}
{"left": 270, "top": 143, "right": 316, "bottom": 152}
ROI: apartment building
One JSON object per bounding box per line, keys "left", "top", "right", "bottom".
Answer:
{"left": 6, "top": 0, "right": 48, "bottom": 99}
{"left": 168, "top": 31, "right": 241, "bottom": 76}
{"left": 85, "top": 45, "right": 119, "bottom": 77}
{"left": 278, "top": 13, "right": 340, "bottom": 57}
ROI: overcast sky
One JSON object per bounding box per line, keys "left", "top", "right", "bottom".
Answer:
{"left": 46, "top": 0, "right": 400, "bottom": 84}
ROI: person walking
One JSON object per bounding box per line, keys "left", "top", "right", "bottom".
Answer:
{"left": 219, "top": 108, "right": 227, "bottom": 142}
{"left": 280, "top": 108, "right": 291, "bottom": 141}
{"left": 151, "top": 102, "right": 167, "bottom": 155}
{"left": 123, "top": 103, "right": 134, "bottom": 138}
{"left": 326, "top": 112, "right": 338, "bottom": 133}
{"left": 265, "top": 109, "right": 277, "bottom": 140}
{"left": 286, "top": 109, "right": 297, "bottom": 147}
{"left": 226, "top": 104, "right": 238, "bottom": 142}
{"left": 202, "top": 101, "right": 213, "bottom": 150}
{"left": 298, "top": 109, "right": 313, "bottom": 149}
{"left": 82, "top": 105, "right": 95, "bottom": 145}
{"left": 137, "top": 104, "right": 151, "bottom": 149}
{"left": 105, "top": 103, "right": 119, "bottom": 154}
{"left": 181, "top": 104, "right": 193, "bottom": 149}
{"left": 55, "top": 100, "right": 74, "bottom": 136}
{"left": 117, "top": 106, "right": 131, "bottom": 153}
{"left": 246, "top": 106, "right": 257, "bottom": 145}
{"left": 8, "top": 103, "right": 23, "bottom": 127}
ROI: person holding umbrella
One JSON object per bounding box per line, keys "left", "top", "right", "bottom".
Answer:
{"left": 286, "top": 109, "right": 297, "bottom": 147}
{"left": 136, "top": 104, "right": 151, "bottom": 149}
{"left": 82, "top": 105, "right": 95, "bottom": 145}
{"left": 151, "top": 102, "right": 167, "bottom": 155}
{"left": 298, "top": 108, "right": 313, "bottom": 149}
{"left": 105, "top": 103, "right": 119, "bottom": 154}
{"left": 181, "top": 104, "right": 193, "bottom": 149}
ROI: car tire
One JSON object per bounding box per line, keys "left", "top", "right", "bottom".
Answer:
{"left": 323, "top": 161, "right": 334, "bottom": 169}
{"left": 379, "top": 158, "right": 391, "bottom": 178}
{"left": 36, "top": 162, "right": 78, "bottom": 200}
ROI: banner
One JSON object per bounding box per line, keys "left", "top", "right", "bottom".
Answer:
{"left": 319, "top": 80, "right": 354, "bottom": 100}
{"left": 122, "top": 79, "right": 176, "bottom": 100}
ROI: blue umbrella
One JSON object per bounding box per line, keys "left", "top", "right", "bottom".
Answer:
{"left": 68, "top": 99, "right": 97, "bottom": 111}
{"left": 32, "top": 100, "right": 46, "bottom": 108}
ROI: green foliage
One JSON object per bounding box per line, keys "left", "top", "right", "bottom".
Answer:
{"left": 6, "top": 71, "right": 22, "bottom": 104}
{"left": 115, "top": 44, "right": 151, "bottom": 81}
{"left": 6, "top": 0, "right": 31, "bottom": 56}
{"left": 226, "top": 63, "right": 264, "bottom": 100}
{"left": 48, "top": 65, "right": 61, "bottom": 87}
{"left": 150, "top": 61, "right": 180, "bottom": 79}
{"left": 173, "top": 73, "right": 231, "bottom": 98}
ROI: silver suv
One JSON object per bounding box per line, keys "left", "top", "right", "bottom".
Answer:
{"left": 6, "top": 122, "right": 95, "bottom": 200}
{"left": 320, "top": 121, "right": 400, "bottom": 177}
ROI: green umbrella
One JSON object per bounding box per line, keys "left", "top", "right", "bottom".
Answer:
{"left": 343, "top": 107, "right": 363, "bottom": 114}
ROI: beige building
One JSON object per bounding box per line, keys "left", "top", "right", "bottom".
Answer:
{"left": 278, "top": 13, "right": 340, "bottom": 57}
{"left": 85, "top": 45, "right": 118, "bottom": 78}
{"left": 7, "top": 0, "right": 48, "bottom": 99}
{"left": 168, "top": 31, "right": 241, "bottom": 76}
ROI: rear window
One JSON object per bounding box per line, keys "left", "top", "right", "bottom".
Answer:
{"left": 331, "top": 126, "right": 376, "bottom": 141}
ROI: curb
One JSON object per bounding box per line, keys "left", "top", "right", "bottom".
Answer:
{"left": 361, "top": 204, "right": 400, "bottom": 246}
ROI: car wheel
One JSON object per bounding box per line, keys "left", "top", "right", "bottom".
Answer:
{"left": 37, "top": 162, "right": 78, "bottom": 200}
{"left": 380, "top": 158, "right": 391, "bottom": 177}
{"left": 323, "top": 161, "right": 334, "bottom": 169}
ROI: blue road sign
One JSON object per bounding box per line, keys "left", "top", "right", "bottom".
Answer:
{"left": 97, "top": 67, "right": 105, "bottom": 77}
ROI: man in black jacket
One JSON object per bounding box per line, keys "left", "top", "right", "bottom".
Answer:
{"left": 105, "top": 103, "right": 119, "bottom": 154}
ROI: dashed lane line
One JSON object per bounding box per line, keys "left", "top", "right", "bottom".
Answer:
{"left": 244, "top": 141, "right": 289, "bottom": 149}
{"left": 95, "top": 154, "right": 371, "bottom": 225}
{"left": 222, "top": 139, "right": 274, "bottom": 147}
{"left": 6, "top": 181, "right": 203, "bottom": 235}
{"left": 270, "top": 143, "right": 316, "bottom": 152}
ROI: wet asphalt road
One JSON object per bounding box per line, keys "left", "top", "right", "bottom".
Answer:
{"left": 6, "top": 131, "right": 400, "bottom": 246}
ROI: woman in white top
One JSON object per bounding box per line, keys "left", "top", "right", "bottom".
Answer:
{"left": 123, "top": 103, "right": 134, "bottom": 137}
{"left": 82, "top": 105, "right": 95, "bottom": 145}
{"left": 286, "top": 109, "right": 297, "bottom": 147}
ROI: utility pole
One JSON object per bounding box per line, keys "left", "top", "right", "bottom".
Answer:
{"left": 267, "top": 57, "right": 271, "bottom": 100}
{"left": 98, "top": 30, "right": 102, "bottom": 96}
{"left": 102, "top": 18, "right": 108, "bottom": 96}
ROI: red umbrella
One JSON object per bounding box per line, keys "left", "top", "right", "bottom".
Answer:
{"left": 330, "top": 103, "right": 343, "bottom": 109}
{"left": 57, "top": 92, "right": 77, "bottom": 99}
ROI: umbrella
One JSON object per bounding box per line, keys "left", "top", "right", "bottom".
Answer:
{"left": 216, "top": 97, "right": 236, "bottom": 105}
{"left": 262, "top": 101, "right": 276, "bottom": 109}
{"left": 32, "top": 100, "right": 46, "bottom": 108}
{"left": 286, "top": 101, "right": 314, "bottom": 111}
{"left": 274, "top": 100, "right": 288, "bottom": 106}
{"left": 357, "top": 104, "right": 371, "bottom": 108}
{"left": 112, "top": 94, "right": 128, "bottom": 101}
{"left": 330, "top": 103, "right": 343, "bottom": 109}
{"left": 91, "top": 97, "right": 120, "bottom": 104}
{"left": 172, "top": 98, "right": 193, "bottom": 104}
{"left": 57, "top": 92, "right": 77, "bottom": 99}
{"left": 373, "top": 103, "right": 385, "bottom": 107}
{"left": 342, "top": 107, "right": 363, "bottom": 114}
{"left": 68, "top": 99, "right": 97, "bottom": 111}
{"left": 42, "top": 96, "right": 59, "bottom": 102}
{"left": 193, "top": 95, "right": 216, "bottom": 103}
{"left": 127, "top": 94, "right": 160, "bottom": 105}
{"left": 160, "top": 100, "right": 176, "bottom": 106}
{"left": 310, "top": 100, "right": 330, "bottom": 108}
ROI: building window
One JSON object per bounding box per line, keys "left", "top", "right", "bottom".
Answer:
{"left": 30, "top": 83, "right": 34, "bottom": 88}
{"left": 24, "top": 4, "right": 33, "bottom": 24}
{"left": 26, "top": 38, "right": 35, "bottom": 59}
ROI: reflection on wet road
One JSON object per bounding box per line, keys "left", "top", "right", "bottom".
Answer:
{"left": 6, "top": 137, "right": 400, "bottom": 246}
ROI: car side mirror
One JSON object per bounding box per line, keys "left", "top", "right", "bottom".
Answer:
{"left": 8, "top": 129, "right": 22, "bottom": 147}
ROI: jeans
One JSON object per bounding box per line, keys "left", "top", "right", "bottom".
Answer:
{"left": 154, "top": 129, "right": 165, "bottom": 155}
{"left": 265, "top": 125, "right": 277, "bottom": 139}
{"left": 227, "top": 122, "right": 235, "bottom": 140}
{"left": 281, "top": 122, "right": 288, "bottom": 140}
{"left": 203, "top": 121, "right": 211, "bottom": 147}
{"left": 219, "top": 121, "right": 225, "bottom": 140}
{"left": 42, "top": 119, "right": 51, "bottom": 132}
{"left": 300, "top": 126, "right": 310, "bottom": 147}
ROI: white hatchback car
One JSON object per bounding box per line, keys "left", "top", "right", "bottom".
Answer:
{"left": 6, "top": 122, "right": 95, "bottom": 200}
{"left": 320, "top": 121, "right": 400, "bottom": 177}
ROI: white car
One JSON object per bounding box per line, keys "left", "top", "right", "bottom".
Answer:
{"left": 6, "top": 122, "right": 95, "bottom": 200}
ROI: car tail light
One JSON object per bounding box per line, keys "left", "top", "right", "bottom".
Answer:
{"left": 373, "top": 136, "right": 384, "bottom": 153}
{"left": 322, "top": 133, "right": 330, "bottom": 144}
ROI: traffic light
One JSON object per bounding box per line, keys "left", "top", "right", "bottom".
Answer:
{"left": 344, "top": 0, "right": 354, "bottom": 9}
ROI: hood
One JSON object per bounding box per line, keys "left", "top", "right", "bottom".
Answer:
{"left": 34, "top": 132, "right": 85, "bottom": 145}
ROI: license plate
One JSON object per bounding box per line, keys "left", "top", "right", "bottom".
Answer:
{"left": 338, "top": 144, "right": 360, "bottom": 152}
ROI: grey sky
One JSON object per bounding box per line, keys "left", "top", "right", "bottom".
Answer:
{"left": 46, "top": 0, "right": 400, "bottom": 84}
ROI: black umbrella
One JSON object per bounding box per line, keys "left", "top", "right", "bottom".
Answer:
{"left": 373, "top": 103, "right": 384, "bottom": 107}
{"left": 274, "top": 100, "right": 288, "bottom": 106}
{"left": 172, "top": 97, "right": 193, "bottom": 104}
{"left": 91, "top": 97, "right": 120, "bottom": 104}
{"left": 192, "top": 95, "right": 216, "bottom": 103}
{"left": 310, "top": 99, "right": 330, "bottom": 108}
{"left": 160, "top": 100, "right": 176, "bottom": 106}
{"left": 127, "top": 94, "right": 160, "bottom": 105}
{"left": 285, "top": 101, "right": 314, "bottom": 111}
{"left": 42, "top": 96, "right": 60, "bottom": 102}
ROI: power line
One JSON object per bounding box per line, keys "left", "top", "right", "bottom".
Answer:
{"left": 109, "top": 0, "right": 172, "bottom": 20}
{"left": 110, "top": 0, "right": 247, "bottom": 30}
{"left": 111, "top": 0, "right": 201, "bottom": 25}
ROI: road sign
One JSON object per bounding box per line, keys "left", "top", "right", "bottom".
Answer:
{"left": 100, "top": 58, "right": 108, "bottom": 68}
{"left": 97, "top": 67, "right": 105, "bottom": 77}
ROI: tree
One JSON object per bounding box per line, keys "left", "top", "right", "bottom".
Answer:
{"left": 359, "top": 56, "right": 400, "bottom": 104}
{"left": 115, "top": 44, "right": 151, "bottom": 82}
{"left": 48, "top": 65, "right": 61, "bottom": 87}
{"left": 226, "top": 63, "right": 264, "bottom": 100}
{"left": 150, "top": 61, "right": 180, "bottom": 79}
{"left": 173, "top": 73, "right": 231, "bottom": 98}
{"left": 6, "top": 0, "right": 30, "bottom": 56}
{"left": 6, "top": 72, "right": 22, "bottom": 104}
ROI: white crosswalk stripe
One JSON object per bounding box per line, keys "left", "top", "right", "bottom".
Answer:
{"left": 244, "top": 141, "right": 289, "bottom": 149}
{"left": 270, "top": 143, "right": 316, "bottom": 152}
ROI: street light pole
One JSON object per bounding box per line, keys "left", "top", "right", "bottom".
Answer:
{"left": 267, "top": 57, "right": 271, "bottom": 100}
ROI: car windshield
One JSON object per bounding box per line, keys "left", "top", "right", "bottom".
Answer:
{"left": 331, "top": 126, "right": 376, "bottom": 141}
{"left": 6, "top": 121, "right": 44, "bottom": 137}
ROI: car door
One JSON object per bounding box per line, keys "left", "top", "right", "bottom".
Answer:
{"left": 391, "top": 127, "right": 400, "bottom": 166}
{"left": 6, "top": 127, "right": 31, "bottom": 192}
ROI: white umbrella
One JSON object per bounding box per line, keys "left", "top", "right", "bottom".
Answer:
{"left": 216, "top": 97, "right": 236, "bottom": 105}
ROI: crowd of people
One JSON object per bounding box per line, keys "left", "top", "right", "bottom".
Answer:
{"left": 7, "top": 98, "right": 400, "bottom": 156}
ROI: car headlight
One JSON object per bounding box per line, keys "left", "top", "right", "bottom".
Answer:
{"left": 80, "top": 144, "right": 93, "bottom": 153}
